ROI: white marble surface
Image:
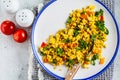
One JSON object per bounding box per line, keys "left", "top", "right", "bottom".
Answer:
{"left": 0, "top": 0, "right": 43, "bottom": 80}
{"left": 0, "top": 0, "right": 119, "bottom": 80}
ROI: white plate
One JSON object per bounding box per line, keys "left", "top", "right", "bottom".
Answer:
{"left": 31, "top": 0, "right": 119, "bottom": 79}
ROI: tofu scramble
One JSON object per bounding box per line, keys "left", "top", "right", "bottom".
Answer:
{"left": 39, "top": 5, "right": 109, "bottom": 68}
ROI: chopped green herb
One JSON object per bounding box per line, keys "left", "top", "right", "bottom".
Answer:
{"left": 95, "top": 9, "right": 103, "bottom": 16}
{"left": 91, "top": 60, "right": 96, "bottom": 65}
{"left": 104, "top": 27, "right": 109, "bottom": 35}
{"left": 40, "top": 52, "right": 45, "bottom": 55}
{"left": 99, "top": 9, "right": 103, "bottom": 16}
{"left": 52, "top": 59, "right": 57, "bottom": 64}
{"left": 95, "top": 21, "right": 105, "bottom": 31}
{"left": 66, "top": 17, "right": 71, "bottom": 24}
{"left": 81, "top": 11, "right": 86, "bottom": 14}
{"left": 92, "top": 54, "right": 99, "bottom": 60}
{"left": 55, "top": 48, "right": 64, "bottom": 56}
{"left": 76, "top": 40, "right": 88, "bottom": 50}
{"left": 68, "top": 59, "right": 74, "bottom": 67}
{"left": 76, "top": 47, "right": 81, "bottom": 50}
{"left": 95, "top": 21, "right": 109, "bottom": 35}
{"left": 98, "top": 35, "right": 104, "bottom": 40}
{"left": 74, "top": 29, "right": 79, "bottom": 37}
{"left": 91, "top": 54, "right": 99, "bottom": 65}
{"left": 85, "top": 58, "right": 90, "bottom": 62}
{"left": 91, "top": 34, "right": 97, "bottom": 41}
{"left": 79, "top": 40, "right": 88, "bottom": 49}
{"left": 88, "top": 41, "right": 94, "bottom": 54}
{"left": 95, "top": 11, "right": 99, "bottom": 17}
{"left": 64, "top": 38, "right": 70, "bottom": 43}
{"left": 43, "top": 46, "right": 49, "bottom": 50}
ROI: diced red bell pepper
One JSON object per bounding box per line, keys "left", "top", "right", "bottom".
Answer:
{"left": 100, "top": 16, "right": 104, "bottom": 21}
{"left": 41, "top": 42, "right": 47, "bottom": 48}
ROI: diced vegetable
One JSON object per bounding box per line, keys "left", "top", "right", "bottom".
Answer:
{"left": 40, "top": 52, "right": 45, "bottom": 55}
{"left": 81, "top": 14, "right": 87, "bottom": 19}
{"left": 76, "top": 40, "right": 88, "bottom": 50}
{"left": 86, "top": 11, "right": 92, "bottom": 15}
{"left": 98, "top": 35, "right": 104, "bottom": 40}
{"left": 92, "top": 54, "right": 99, "bottom": 60}
{"left": 76, "top": 47, "right": 81, "bottom": 50}
{"left": 55, "top": 48, "right": 64, "bottom": 56}
{"left": 104, "top": 27, "right": 109, "bottom": 35}
{"left": 95, "top": 9, "right": 103, "bottom": 17}
{"left": 84, "top": 61, "right": 90, "bottom": 65}
{"left": 79, "top": 40, "right": 88, "bottom": 49}
{"left": 95, "top": 11, "right": 99, "bottom": 17}
{"left": 91, "top": 34, "right": 97, "bottom": 41}
{"left": 99, "top": 9, "right": 103, "bottom": 16}
{"left": 91, "top": 60, "right": 96, "bottom": 65}
{"left": 74, "top": 29, "right": 79, "bottom": 37}
{"left": 100, "top": 16, "right": 104, "bottom": 21}
{"left": 81, "top": 11, "right": 86, "bottom": 14}
{"left": 95, "top": 20, "right": 109, "bottom": 35}
{"left": 63, "top": 38, "right": 70, "bottom": 43}
{"left": 93, "top": 48, "right": 101, "bottom": 53}
{"left": 52, "top": 59, "right": 57, "bottom": 64}
{"left": 91, "top": 54, "right": 99, "bottom": 65}
{"left": 41, "top": 42, "right": 47, "bottom": 48}
{"left": 43, "top": 56, "right": 48, "bottom": 63}
{"left": 68, "top": 59, "right": 74, "bottom": 67}
{"left": 99, "top": 57, "right": 105, "bottom": 64}
{"left": 84, "top": 58, "right": 90, "bottom": 65}
{"left": 43, "top": 46, "right": 49, "bottom": 50}
{"left": 66, "top": 17, "right": 72, "bottom": 24}
{"left": 95, "top": 20, "right": 105, "bottom": 31}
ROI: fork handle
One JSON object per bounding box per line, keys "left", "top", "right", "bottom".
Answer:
{"left": 65, "top": 64, "right": 80, "bottom": 80}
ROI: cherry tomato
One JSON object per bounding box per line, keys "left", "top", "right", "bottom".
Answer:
{"left": 13, "top": 29, "right": 27, "bottom": 43}
{"left": 0, "top": 20, "right": 16, "bottom": 35}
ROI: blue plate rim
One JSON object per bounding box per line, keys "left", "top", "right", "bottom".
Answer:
{"left": 31, "top": 0, "right": 120, "bottom": 80}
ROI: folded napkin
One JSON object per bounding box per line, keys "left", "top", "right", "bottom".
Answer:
{"left": 28, "top": 0, "right": 115, "bottom": 80}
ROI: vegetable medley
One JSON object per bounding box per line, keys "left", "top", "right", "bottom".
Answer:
{"left": 39, "top": 5, "right": 109, "bottom": 68}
